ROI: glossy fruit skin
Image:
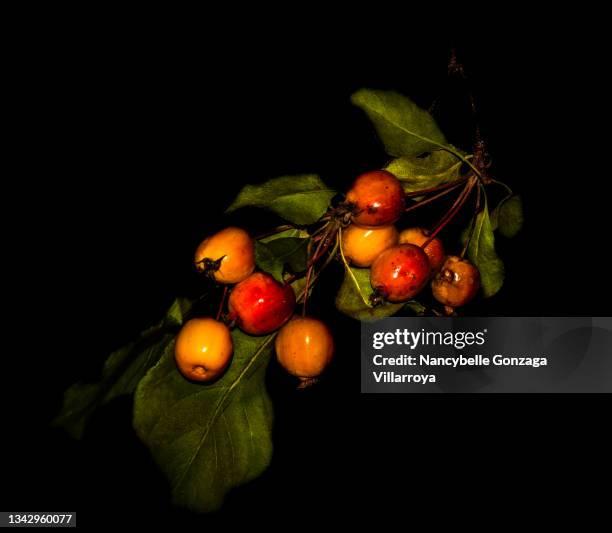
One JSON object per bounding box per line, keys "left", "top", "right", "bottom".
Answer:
{"left": 228, "top": 272, "right": 296, "bottom": 335}
{"left": 431, "top": 255, "right": 480, "bottom": 307}
{"left": 342, "top": 224, "right": 399, "bottom": 267}
{"left": 275, "top": 317, "right": 334, "bottom": 378}
{"left": 195, "top": 227, "right": 255, "bottom": 284}
{"left": 370, "top": 244, "right": 430, "bottom": 302}
{"left": 345, "top": 170, "right": 405, "bottom": 228}
{"left": 399, "top": 227, "right": 445, "bottom": 272}
{"left": 175, "top": 318, "right": 233, "bottom": 382}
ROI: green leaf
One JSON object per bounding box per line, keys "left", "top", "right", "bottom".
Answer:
{"left": 166, "top": 297, "right": 194, "bottom": 326}
{"left": 491, "top": 195, "right": 523, "bottom": 238}
{"left": 351, "top": 88, "right": 450, "bottom": 157}
{"left": 133, "top": 329, "right": 274, "bottom": 513}
{"left": 255, "top": 237, "right": 309, "bottom": 282}
{"left": 52, "top": 297, "right": 192, "bottom": 439}
{"left": 259, "top": 228, "right": 309, "bottom": 243}
{"left": 404, "top": 300, "right": 427, "bottom": 316}
{"left": 385, "top": 150, "right": 462, "bottom": 193}
{"left": 226, "top": 175, "right": 336, "bottom": 225}
{"left": 465, "top": 200, "right": 505, "bottom": 298}
{"left": 335, "top": 266, "right": 403, "bottom": 321}
{"left": 290, "top": 274, "right": 312, "bottom": 302}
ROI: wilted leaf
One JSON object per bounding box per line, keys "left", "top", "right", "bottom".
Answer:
{"left": 226, "top": 175, "right": 335, "bottom": 225}
{"left": 52, "top": 297, "right": 192, "bottom": 439}
{"left": 491, "top": 195, "right": 523, "bottom": 238}
{"left": 255, "top": 237, "right": 309, "bottom": 282}
{"left": 335, "top": 266, "right": 403, "bottom": 321}
{"left": 385, "top": 150, "right": 462, "bottom": 193}
{"left": 133, "top": 329, "right": 274, "bottom": 513}
{"left": 465, "top": 200, "right": 505, "bottom": 298}
{"left": 351, "top": 89, "right": 450, "bottom": 157}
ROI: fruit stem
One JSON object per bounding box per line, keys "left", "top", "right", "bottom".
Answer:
{"left": 295, "top": 256, "right": 330, "bottom": 305}
{"left": 422, "top": 176, "right": 477, "bottom": 248}
{"left": 460, "top": 181, "right": 483, "bottom": 259}
{"left": 308, "top": 221, "right": 339, "bottom": 267}
{"left": 302, "top": 264, "right": 314, "bottom": 317}
{"left": 307, "top": 221, "right": 331, "bottom": 258}
{"left": 318, "top": 237, "right": 339, "bottom": 273}
{"left": 303, "top": 220, "right": 340, "bottom": 316}
{"left": 404, "top": 180, "right": 466, "bottom": 214}
{"left": 297, "top": 377, "right": 318, "bottom": 389}
{"left": 216, "top": 286, "right": 228, "bottom": 321}
{"left": 491, "top": 178, "right": 513, "bottom": 196}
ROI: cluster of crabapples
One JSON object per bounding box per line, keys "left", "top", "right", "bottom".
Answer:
{"left": 174, "top": 169, "right": 480, "bottom": 385}
{"left": 342, "top": 170, "right": 480, "bottom": 307}
{"left": 175, "top": 227, "right": 334, "bottom": 384}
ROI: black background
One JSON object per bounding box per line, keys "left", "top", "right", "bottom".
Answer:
{"left": 4, "top": 20, "right": 610, "bottom": 527}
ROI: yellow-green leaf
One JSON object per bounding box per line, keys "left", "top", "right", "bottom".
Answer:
{"left": 385, "top": 150, "right": 462, "bottom": 193}
{"left": 351, "top": 88, "right": 450, "bottom": 157}
{"left": 226, "top": 175, "right": 335, "bottom": 225}
{"left": 335, "top": 266, "right": 403, "bottom": 321}
{"left": 466, "top": 200, "right": 505, "bottom": 298}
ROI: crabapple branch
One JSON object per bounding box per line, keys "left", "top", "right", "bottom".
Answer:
{"left": 216, "top": 286, "right": 228, "bottom": 321}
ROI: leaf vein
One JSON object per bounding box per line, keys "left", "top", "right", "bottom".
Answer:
{"left": 172, "top": 334, "right": 275, "bottom": 493}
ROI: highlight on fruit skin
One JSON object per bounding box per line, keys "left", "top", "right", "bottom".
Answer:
{"left": 275, "top": 317, "right": 334, "bottom": 379}
{"left": 370, "top": 243, "right": 430, "bottom": 302}
{"left": 431, "top": 255, "right": 480, "bottom": 308}
{"left": 399, "top": 227, "right": 445, "bottom": 271}
{"left": 345, "top": 170, "right": 405, "bottom": 228}
{"left": 174, "top": 318, "right": 233, "bottom": 382}
{"left": 228, "top": 272, "right": 296, "bottom": 335}
{"left": 342, "top": 224, "right": 399, "bottom": 267}
{"left": 194, "top": 227, "right": 255, "bottom": 284}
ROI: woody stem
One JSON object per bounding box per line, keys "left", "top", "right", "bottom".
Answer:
{"left": 422, "top": 176, "right": 477, "bottom": 248}
{"left": 404, "top": 181, "right": 466, "bottom": 214}
{"left": 404, "top": 176, "right": 467, "bottom": 198}
{"left": 216, "top": 286, "right": 228, "bottom": 321}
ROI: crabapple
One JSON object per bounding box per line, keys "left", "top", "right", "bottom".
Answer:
{"left": 345, "top": 170, "right": 405, "bottom": 227}
{"left": 194, "top": 227, "right": 255, "bottom": 284}
{"left": 342, "top": 224, "right": 399, "bottom": 267}
{"left": 431, "top": 255, "right": 480, "bottom": 307}
{"left": 228, "top": 272, "right": 296, "bottom": 335}
{"left": 370, "top": 244, "right": 430, "bottom": 302}
{"left": 175, "top": 318, "right": 233, "bottom": 382}
{"left": 275, "top": 317, "right": 334, "bottom": 379}
{"left": 399, "top": 227, "right": 445, "bottom": 271}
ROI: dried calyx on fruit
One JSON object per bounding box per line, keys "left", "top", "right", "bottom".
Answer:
{"left": 195, "top": 227, "right": 255, "bottom": 284}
